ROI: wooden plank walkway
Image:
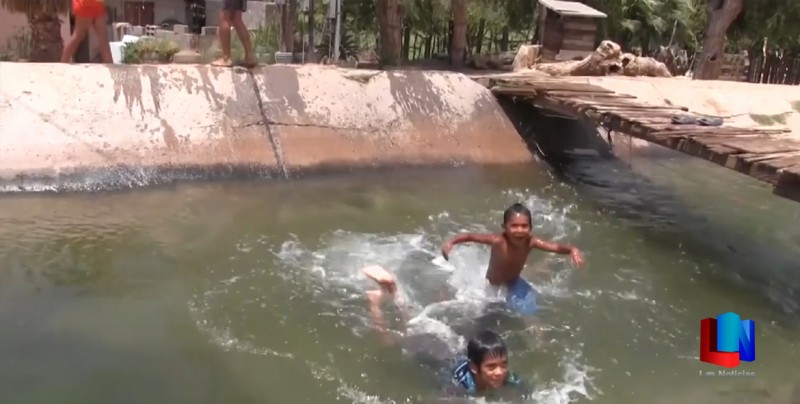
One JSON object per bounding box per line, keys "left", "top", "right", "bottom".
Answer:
{"left": 476, "top": 74, "right": 800, "bottom": 203}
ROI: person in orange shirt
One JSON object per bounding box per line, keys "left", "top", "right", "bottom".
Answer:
{"left": 62, "top": 0, "right": 113, "bottom": 63}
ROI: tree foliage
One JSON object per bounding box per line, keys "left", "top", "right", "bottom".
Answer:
{"left": 0, "top": 0, "right": 68, "bottom": 14}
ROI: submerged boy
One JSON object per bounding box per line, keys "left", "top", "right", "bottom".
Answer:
{"left": 441, "top": 203, "right": 585, "bottom": 316}
{"left": 363, "top": 265, "right": 527, "bottom": 399}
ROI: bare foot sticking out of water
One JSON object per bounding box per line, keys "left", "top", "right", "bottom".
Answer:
{"left": 363, "top": 265, "right": 397, "bottom": 295}
{"left": 366, "top": 289, "right": 386, "bottom": 305}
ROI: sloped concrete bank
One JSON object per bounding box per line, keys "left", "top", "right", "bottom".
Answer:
{"left": 0, "top": 63, "right": 532, "bottom": 192}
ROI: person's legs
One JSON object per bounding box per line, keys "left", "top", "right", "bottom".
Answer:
{"left": 61, "top": 16, "right": 91, "bottom": 63}
{"left": 212, "top": 3, "right": 235, "bottom": 66}
{"left": 229, "top": 7, "right": 256, "bottom": 66}
{"left": 91, "top": 15, "right": 113, "bottom": 63}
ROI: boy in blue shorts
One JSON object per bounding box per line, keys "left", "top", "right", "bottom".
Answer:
{"left": 440, "top": 203, "right": 585, "bottom": 316}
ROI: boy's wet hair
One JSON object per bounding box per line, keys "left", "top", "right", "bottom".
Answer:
{"left": 503, "top": 203, "right": 532, "bottom": 226}
{"left": 466, "top": 329, "right": 508, "bottom": 369}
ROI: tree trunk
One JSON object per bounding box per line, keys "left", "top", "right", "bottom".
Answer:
{"left": 450, "top": 0, "right": 467, "bottom": 67}
{"left": 27, "top": 12, "right": 63, "bottom": 62}
{"left": 475, "top": 18, "right": 485, "bottom": 55}
{"left": 402, "top": 19, "right": 411, "bottom": 61}
{"left": 500, "top": 26, "right": 509, "bottom": 51}
{"left": 280, "top": 0, "right": 297, "bottom": 53}
{"left": 376, "top": 0, "right": 402, "bottom": 66}
{"left": 424, "top": 33, "right": 432, "bottom": 58}
{"left": 694, "top": 0, "right": 744, "bottom": 80}
{"left": 447, "top": 20, "right": 453, "bottom": 55}
{"left": 307, "top": 0, "right": 315, "bottom": 62}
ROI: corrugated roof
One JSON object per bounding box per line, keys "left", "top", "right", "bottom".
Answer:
{"left": 538, "top": 0, "right": 608, "bottom": 18}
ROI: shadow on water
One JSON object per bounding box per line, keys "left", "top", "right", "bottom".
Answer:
{"left": 501, "top": 97, "right": 800, "bottom": 319}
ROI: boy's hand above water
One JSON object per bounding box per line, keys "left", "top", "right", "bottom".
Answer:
{"left": 531, "top": 238, "right": 585, "bottom": 269}
{"left": 570, "top": 248, "right": 585, "bottom": 268}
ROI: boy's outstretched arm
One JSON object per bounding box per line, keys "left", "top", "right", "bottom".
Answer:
{"left": 530, "top": 238, "right": 585, "bottom": 267}
{"left": 440, "top": 233, "right": 500, "bottom": 260}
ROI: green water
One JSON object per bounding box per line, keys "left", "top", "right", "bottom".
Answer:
{"left": 1, "top": 158, "right": 799, "bottom": 403}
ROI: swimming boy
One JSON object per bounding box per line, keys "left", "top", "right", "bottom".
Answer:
{"left": 363, "top": 265, "right": 526, "bottom": 398}
{"left": 440, "top": 203, "right": 585, "bottom": 315}
{"left": 62, "top": 0, "right": 113, "bottom": 63}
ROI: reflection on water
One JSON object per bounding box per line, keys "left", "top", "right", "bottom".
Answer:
{"left": 0, "top": 162, "right": 799, "bottom": 403}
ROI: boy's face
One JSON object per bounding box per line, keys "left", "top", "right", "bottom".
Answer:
{"left": 470, "top": 354, "right": 509, "bottom": 390}
{"left": 502, "top": 214, "right": 531, "bottom": 244}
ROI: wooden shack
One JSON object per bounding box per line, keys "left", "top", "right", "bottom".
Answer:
{"left": 535, "top": 0, "right": 607, "bottom": 61}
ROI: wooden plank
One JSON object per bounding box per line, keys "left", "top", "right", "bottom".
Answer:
{"left": 738, "top": 151, "right": 800, "bottom": 163}
{"left": 774, "top": 165, "right": 800, "bottom": 203}
{"left": 572, "top": 101, "right": 679, "bottom": 109}
{"left": 651, "top": 127, "right": 787, "bottom": 136}
{"left": 561, "top": 31, "right": 596, "bottom": 42}
{"left": 488, "top": 80, "right": 800, "bottom": 203}
{"left": 500, "top": 85, "right": 612, "bottom": 93}
{"left": 749, "top": 154, "right": 800, "bottom": 168}
{"left": 562, "top": 18, "right": 598, "bottom": 32}
{"left": 562, "top": 38, "right": 596, "bottom": 51}
{"left": 549, "top": 92, "right": 637, "bottom": 99}
{"left": 716, "top": 138, "right": 800, "bottom": 154}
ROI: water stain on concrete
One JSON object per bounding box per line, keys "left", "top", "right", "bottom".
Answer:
{"left": 141, "top": 65, "right": 163, "bottom": 115}
{"left": 159, "top": 118, "right": 179, "bottom": 150}
{"left": 109, "top": 65, "right": 146, "bottom": 117}
{"left": 254, "top": 65, "right": 306, "bottom": 124}
{"left": 387, "top": 70, "right": 447, "bottom": 134}
{"left": 195, "top": 66, "right": 226, "bottom": 110}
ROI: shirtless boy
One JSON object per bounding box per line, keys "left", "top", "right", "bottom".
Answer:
{"left": 440, "top": 203, "right": 585, "bottom": 315}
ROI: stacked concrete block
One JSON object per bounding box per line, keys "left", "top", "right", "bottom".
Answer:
{"left": 154, "top": 29, "right": 173, "bottom": 39}
{"left": 175, "top": 34, "right": 194, "bottom": 51}
{"left": 173, "top": 24, "right": 188, "bottom": 34}
{"left": 112, "top": 22, "right": 132, "bottom": 41}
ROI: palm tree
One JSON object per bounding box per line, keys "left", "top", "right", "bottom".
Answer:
{"left": 0, "top": 0, "right": 67, "bottom": 62}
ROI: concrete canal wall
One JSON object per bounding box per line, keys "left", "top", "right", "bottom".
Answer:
{"left": 0, "top": 63, "right": 533, "bottom": 191}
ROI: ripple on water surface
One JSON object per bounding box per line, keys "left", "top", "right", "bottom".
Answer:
{"left": 187, "top": 190, "right": 598, "bottom": 403}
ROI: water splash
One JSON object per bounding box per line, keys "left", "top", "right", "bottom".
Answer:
{"left": 189, "top": 189, "right": 596, "bottom": 402}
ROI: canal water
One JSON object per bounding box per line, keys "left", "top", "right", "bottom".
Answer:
{"left": 0, "top": 155, "right": 799, "bottom": 403}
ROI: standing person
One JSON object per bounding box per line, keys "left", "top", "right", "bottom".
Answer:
{"left": 211, "top": 0, "right": 257, "bottom": 68}
{"left": 440, "top": 203, "right": 585, "bottom": 316}
{"left": 62, "top": 0, "right": 113, "bottom": 63}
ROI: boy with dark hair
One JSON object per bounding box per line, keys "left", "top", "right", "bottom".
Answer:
{"left": 440, "top": 203, "right": 585, "bottom": 315}
{"left": 363, "top": 265, "right": 526, "bottom": 398}
{"left": 445, "top": 329, "right": 522, "bottom": 396}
